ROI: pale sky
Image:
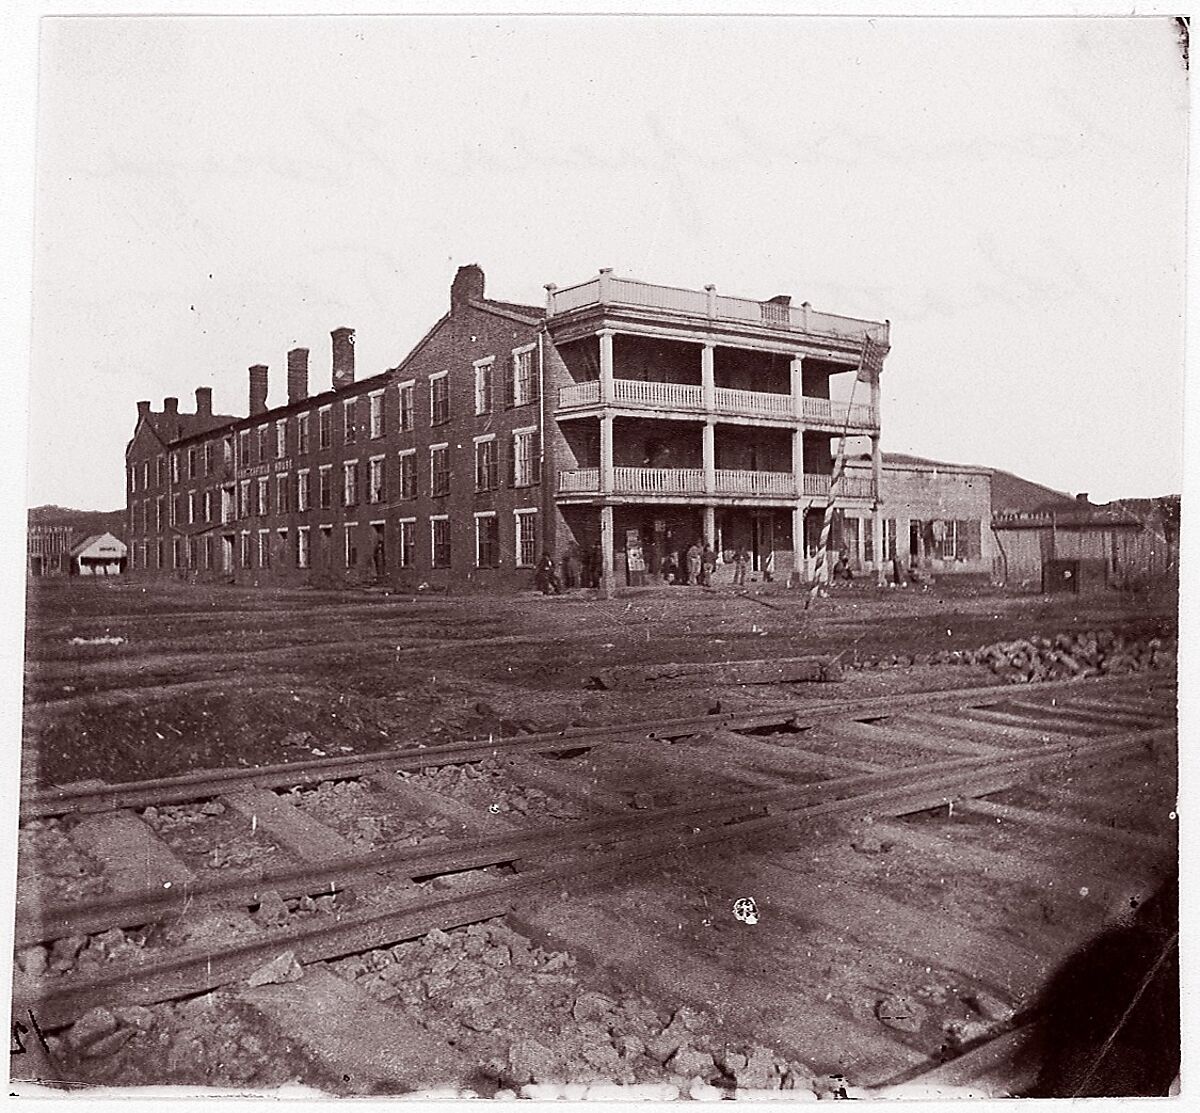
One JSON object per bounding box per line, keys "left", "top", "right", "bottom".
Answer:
{"left": 26, "top": 13, "right": 1189, "bottom": 510}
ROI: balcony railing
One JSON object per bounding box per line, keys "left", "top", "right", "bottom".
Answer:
{"left": 558, "top": 467, "right": 599, "bottom": 493}
{"left": 557, "top": 377, "right": 877, "bottom": 429}
{"left": 714, "top": 470, "right": 796, "bottom": 496}
{"left": 803, "top": 474, "right": 877, "bottom": 500}
{"left": 614, "top": 467, "right": 706, "bottom": 494}
{"left": 547, "top": 274, "right": 889, "bottom": 345}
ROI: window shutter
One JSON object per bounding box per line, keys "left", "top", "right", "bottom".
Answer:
{"left": 532, "top": 432, "right": 542, "bottom": 485}
{"left": 504, "top": 357, "right": 515, "bottom": 408}
{"left": 529, "top": 353, "right": 540, "bottom": 403}
{"left": 506, "top": 435, "right": 516, "bottom": 487}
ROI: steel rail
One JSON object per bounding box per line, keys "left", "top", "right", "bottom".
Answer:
{"left": 23, "top": 672, "right": 1173, "bottom": 820}
{"left": 17, "top": 725, "right": 1174, "bottom": 949}
{"left": 15, "top": 723, "right": 1176, "bottom": 1032}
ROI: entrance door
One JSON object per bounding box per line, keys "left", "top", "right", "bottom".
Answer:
{"left": 221, "top": 534, "right": 234, "bottom": 573}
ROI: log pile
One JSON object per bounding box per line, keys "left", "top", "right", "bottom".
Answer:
{"left": 971, "top": 631, "right": 1173, "bottom": 684}
{"left": 850, "top": 631, "right": 1173, "bottom": 684}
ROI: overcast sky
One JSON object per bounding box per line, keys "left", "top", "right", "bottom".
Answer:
{"left": 27, "top": 14, "right": 1188, "bottom": 510}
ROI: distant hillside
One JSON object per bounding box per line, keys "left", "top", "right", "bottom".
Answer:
{"left": 988, "top": 468, "right": 1078, "bottom": 515}
{"left": 28, "top": 506, "right": 125, "bottom": 543}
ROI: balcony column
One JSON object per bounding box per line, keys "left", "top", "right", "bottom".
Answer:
{"left": 703, "top": 506, "right": 716, "bottom": 549}
{"left": 871, "top": 433, "right": 884, "bottom": 584}
{"left": 600, "top": 504, "right": 615, "bottom": 599}
{"left": 702, "top": 420, "right": 715, "bottom": 494}
{"left": 598, "top": 329, "right": 614, "bottom": 405}
{"left": 792, "top": 427, "right": 806, "bottom": 583}
{"left": 790, "top": 355, "right": 804, "bottom": 420}
{"left": 701, "top": 343, "right": 715, "bottom": 409}
{"left": 600, "top": 413, "right": 614, "bottom": 495}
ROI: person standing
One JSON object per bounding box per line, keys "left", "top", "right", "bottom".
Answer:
{"left": 535, "top": 551, "right": 562, "bottom": 595}
{"left": 686, "top": 541, "right": 702, "bottom": 586}
{"left": 733, "top": 545, "right": 750, "bottom": 587}
{"left": 700, "top": 544, "right": 717, "bottom": 587}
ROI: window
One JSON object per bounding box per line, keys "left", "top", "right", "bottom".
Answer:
{"left": 474, "top": 436, "right": 497, "bottom": 492}
{"left": 343, "top": 461, "right": 359, "bottom": 507}
{"left": 170, "top": 452, "right": 180, "bottom": 483}
{"left": 933, "top": 519, "right": 982, "bottom": 562}
{"left": 156, "top": 456, "right": 165, "bottom": 485}
{"left": 187, "top": 491, "right": 196, "bottom": 525}
{"left": 203, "top": 490, "right": 213, "bottom": 523}
{"left": 172, "top": 494, "right": 182, "bottom": 526}
{"left": 222, "top": 486, "right": 235, "bottom": 524}
{"left": 369, "top": 391, "right": 384, "bottom": 438}
{"left": 222, "top": 437, "right": 233, "bottom": 468}
{"left": 511, "top": 428, "right": 541, "bottom": 487}
{"left": 398, "top": 518, "right": 415, "bottom": 568}
{"left": 187, "top": 448, "right": 197, "bottom": 480}
{"left": 297, "top": 469, "right": 311, "bottom": 512}
{"left": 343, "top": 398, "right": 357, "bottom": 444}
{"left": 368, "top": 456, "right": 385, "bottom": 504}
{"left": 238, "top": 479, "right": 251, "bottom": 519}
{"left": 275, "top": 420, "right": 286, "bottom": 459}
{"left": 201, "top": 536, "right": 211, "bottom": 571}
{"left": 398, "top": 450, "right": 416, "bottom": 500}
{"left": 297, "top": 412, "right": 310, "bottom": 454}
{"left": 277, "top": 528, "right": 289, "bottom": 567}
{"left": 319, "top": 406, "right": 332, "bottom": 450}
{"left": 276, "top": 473, "right": 290, "bottom": 514}
{"left": 257, "top": 426, "right": 269, "bottom": 464}
{"left": 431, "top": 517, "right": 451, "bottom": 568}
{"left": 156, "top": 540, "right": 163, "bottom": 569}
{"left": 430, "top": 444, "right": 450, "bottom": 497}
{"left": 204, "top": 442, "right": 213, "bottom": 475}
{"left": 474, "top": 359, "right": 494, "bottom": 415}
{"left": 297, "top": 526, "right": 311, "bottom": 569}
{"left": 344, "top": 522, "right": 358, "bottom": 569}
{"left": 155, "top": 496, "right": 163, "bottom": 531}
{"left": 239, "top": 430, "right": 250, "bottom": 465}
{"left": 514, "top": 509, "right": 538, "bottom": 567}
{"left": 258, "top": 529, "right": 270, "bottom": 569}
{"left": 475, "top": 513, "right": 500, "bottom": 568}
{"left": 142, "top": 461, "right": 149, "bottom": 489}
{"left": 172, "top": 538, "right": 181, "bottom": 570}
{"left": 430, "top": 372, "right": 449, "bottom": 426}
{"left": 257, "top": 476, "right": 269, "bottom": 517}
{"left": 507, "top": 346, "right": 539, "bottom": 407}
{"left": 398, "top": 381, "right": 415, "bottom": 431}
{"left": 318, "top": 465, "right": 332, "bottom": 509}
{"left": 239, "top": 531, "right": 251, "bottom": 569}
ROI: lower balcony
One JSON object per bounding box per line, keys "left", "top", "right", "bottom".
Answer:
{"left": 557, "top": 468, "right": 877, "bottom": 501}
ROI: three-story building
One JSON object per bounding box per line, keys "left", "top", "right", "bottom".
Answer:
{"left": 125, "top": 265, "right": 890, "bottom": 592}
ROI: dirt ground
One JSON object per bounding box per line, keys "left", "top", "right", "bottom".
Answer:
{"left": 14, "top": 575, "right": 1180, "bottom": 1095}
{"left": 22, "top": 576, "right": 1177, "bottom": 788}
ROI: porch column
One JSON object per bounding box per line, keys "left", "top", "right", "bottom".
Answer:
{"left": 703, "top": 505, "right": 716, "bottom": 548}
{"left": 600, "top": 504, "right": 615, "bottom": 599}
{"left": 702, "top": 419, "right": 716, "bottom": 495}
{"left": 792, "top": 506, "right": 805, "bottom": 585}
{"left": 599, "top": 329, "right": 614, "bottom": 405}
{"left": 792, "top": 427, "right": 806, "bottom": 584}
{"left": 600, "top": 413, "right": 614, "bottom": 495}
{"left": 701, "top": 343, "right": 715, "bottom": 410}
{"left": 790, "top": 355, "right": 804, "bottom": 420}
{"left": 871, "top": 430, "right": 884, "bottom": 585}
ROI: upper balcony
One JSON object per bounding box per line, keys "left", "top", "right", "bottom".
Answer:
{"left": 557, "top": 378, "right": 878, "bottom": 432}
{"left": 546, "top": 271, "right": 889, "bottom": 350}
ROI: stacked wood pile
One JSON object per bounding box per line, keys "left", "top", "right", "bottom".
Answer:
{"left": 971, "top": 631, "right": 1172, "bottom": 684}
{"left": 851, "top": 631, "right": 1173, "bottom": 683}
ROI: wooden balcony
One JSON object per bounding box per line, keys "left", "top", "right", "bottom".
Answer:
{"left": 548, "top": 274, "right": 889, "bottom": 346}
{"left": 557, "top": 468, "right": 873, "bottom": 501}
{"left": 557, "top": 378, "right": 878, "bottom": 430}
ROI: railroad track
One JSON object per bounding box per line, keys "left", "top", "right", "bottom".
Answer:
{"left": 14, "top": 670, "right": 1177, "bottom": 1090}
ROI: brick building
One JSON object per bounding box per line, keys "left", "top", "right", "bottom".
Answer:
{"left": 126, "top": 265, "right": 899, "bottom": 591}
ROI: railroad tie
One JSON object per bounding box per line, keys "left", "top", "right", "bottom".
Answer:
{"left": 69, "top": 809, "right": 194, "bottom": 893}
{"left": 221, "top": 788, "right": 358, "bottom": 864}
{"left": 824, "top": 718, "right": 1004, "bottom": 759}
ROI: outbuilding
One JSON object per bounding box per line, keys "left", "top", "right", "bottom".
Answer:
{"left": 69, "top": 533, "right": 128, "bottom": 576}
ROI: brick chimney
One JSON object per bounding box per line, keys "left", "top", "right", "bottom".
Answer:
{"left": 451, "top": 264, "right": 485, "bottom": 308}
{"left": 249, "top": 365, "right": 269, "bottom": 415}
{"left": 331, "top": 329, "right": 355, "bottom": 390}
{"left": 195, "top": 386, "right": 212, "bottom": 418}
{"left": 163, "top": 396, "right": 179, "bottom": 416}
{"left": 287, "top": 347, "right": 310, "bottom": 403}
{"left": 1076, "top": 492, "right": 1090, "bottom": 504}
{"left": 137, "top": 400, "right": 151, "bottom": 419}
